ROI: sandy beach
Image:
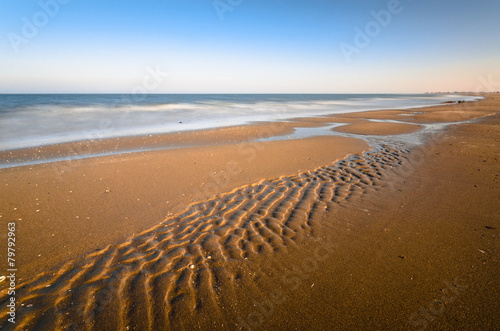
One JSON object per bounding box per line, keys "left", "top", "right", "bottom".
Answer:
{"left": 0, "top": 94, "right": 499, "bottom": 330}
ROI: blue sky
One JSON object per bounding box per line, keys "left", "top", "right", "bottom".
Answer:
{"left": 1, "top": 0, "right": 499, "bottom": 93}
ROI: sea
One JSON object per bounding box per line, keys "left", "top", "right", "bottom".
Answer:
{"left": 0, "top": 94, "right": 481, "bottom": 151}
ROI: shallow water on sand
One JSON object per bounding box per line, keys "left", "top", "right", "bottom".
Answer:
{"left": 0, "top": 94, "right": 480, "bottom": 151}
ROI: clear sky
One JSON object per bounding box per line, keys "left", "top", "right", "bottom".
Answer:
{"left": 1, "top": 0, "right": 499, "bottom": 93}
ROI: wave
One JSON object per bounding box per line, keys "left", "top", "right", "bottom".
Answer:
{"left": 0, "top": 94, "right": 482, "bottom": 151}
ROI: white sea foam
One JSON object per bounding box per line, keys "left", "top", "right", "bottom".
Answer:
{"left": 0, "top": 94, "right": 482, "bottom": 152}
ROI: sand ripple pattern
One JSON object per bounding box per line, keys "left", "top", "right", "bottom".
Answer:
{"left": 0, "top": 145, "right": 409, "bottom": 330}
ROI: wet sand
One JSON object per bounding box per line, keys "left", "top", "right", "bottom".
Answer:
{"left": 0, "top": 135, "right": 368, "bottom": 281}
{"left": 0, "top": 94, "right": 498, "bottom": 330}
{"left": 333, "top": 121, "right": 421, "bottom": 135}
